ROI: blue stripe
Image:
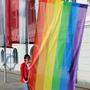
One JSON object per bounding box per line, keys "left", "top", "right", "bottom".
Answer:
{"left": 59, "top": 3, "right": 79, "bottom": 90}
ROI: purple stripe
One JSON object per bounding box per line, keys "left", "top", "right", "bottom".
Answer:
{"left": 69, "top": 4, "right": 88, "bottom": 90}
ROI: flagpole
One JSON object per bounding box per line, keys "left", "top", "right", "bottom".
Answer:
{"left": 25, "top": 0, "right": 28, "bottom": 54}
{"left": 3, "top": 34, "right": 7, "bottom": 83}
{"left": 3, "top": 0, "right": 7, "bottom": 83}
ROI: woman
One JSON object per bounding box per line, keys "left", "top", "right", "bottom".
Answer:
{"left": 20, "top": 54, "right": 31, "bottom": 90}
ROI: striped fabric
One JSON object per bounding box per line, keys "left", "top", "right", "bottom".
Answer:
{"left": 29, "top": 1, "right": 88, "bottom": 90}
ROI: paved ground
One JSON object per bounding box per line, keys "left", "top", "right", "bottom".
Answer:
{"left": 77, "top": 88, "right": 90, "bottom": 90}
{"left": 0, "top": 70, "right": 23, "bottom": 90}
{"left": 0, "top": 70, "right": 90, "bottom": 90}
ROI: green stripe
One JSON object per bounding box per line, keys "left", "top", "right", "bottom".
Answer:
{"left": 43, "top": 2, "right": 63, "bottom": 90}
{"left": 52, "top": 2, "right": 72, "bottom": 90}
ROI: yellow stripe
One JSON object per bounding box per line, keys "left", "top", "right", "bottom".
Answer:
{"left": 35, "top": 2, "right": 55, "bottom": 90}
{"left": 43, "top": 2, "right": 63, "bottom": 90}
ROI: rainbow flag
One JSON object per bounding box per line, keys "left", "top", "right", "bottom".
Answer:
{"left": 29, "top": 1, "right": 88, "bottom": 90}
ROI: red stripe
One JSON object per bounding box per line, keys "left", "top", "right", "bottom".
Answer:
{"left": 28, "top": 2, "right": 46, "bottom": 90}
{"left": 39, "top": 0, "right": 47, "bottom": 2}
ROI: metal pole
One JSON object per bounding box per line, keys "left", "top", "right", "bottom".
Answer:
{"left": 25, "top": 0, "right": 28, "bottom": 54}
{"left": 4, "top": 42, "right": 7, "bottom": 83}
{"left": 3, "top": 0, "right": 7, "bottom": 83}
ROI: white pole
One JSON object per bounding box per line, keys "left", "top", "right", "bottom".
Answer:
{"left": 2, "top": 0, "right": 7, "bottom": 83}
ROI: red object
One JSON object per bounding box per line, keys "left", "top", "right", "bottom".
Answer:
{"left": 28, "top": 45, "right": 39, "bottom": 90}
{"left": 10, "top": 0, "right": 19, "bottom": 43}
{"left": 28, "top": 2, "right": 46, "bottom": 90}
{"left": 6, "top": 0, "right": 36, "bottom": 45}
{"left": 20, "top": 62, "right": 29, "bottom": 83}
{"left": 6, "top": 0, "right": 12, "bottom": 47}
{"left": 6, "top": 0, "right": 19, "bottom": 47}
{"left": 5, "top": 0, "right": 36, "bottom": 46}
{"left": 27, "top": 0, "right": 36, "bottom": 43}
{"left": 39, "top": 0, "right": 47, "bottom": 2}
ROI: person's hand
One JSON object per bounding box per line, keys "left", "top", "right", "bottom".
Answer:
{"left": 23, "top": 79, "right": 28, "bottom": 83}
{"left": 24, "top": 80, "right": 28, "bottom": 83}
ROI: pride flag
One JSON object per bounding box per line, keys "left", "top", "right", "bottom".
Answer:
{"left": 0, "top": 0, "right": 88, "bottom": 89}
{"left": 29, "top": 1, "right": 88, "bottom": 90}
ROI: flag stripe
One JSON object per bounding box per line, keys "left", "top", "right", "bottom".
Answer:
{"left": 52, "top": 2, "right": 72, "bottom": 90}
{"left": 60, "top": 3, "right": 79, "bottom": 90}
